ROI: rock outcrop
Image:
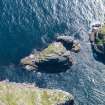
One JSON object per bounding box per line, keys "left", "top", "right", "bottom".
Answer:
{"left": 0, "top": 81, "right": 74, "bottom": 105}
{"left": 56, "top": 36, "right": 80, "bottom": 53}
{"left": 21, "top": 36, "right": 80, "bottom": 73}
{"left": 89, "top": 24, "right": 105, "bottom": 55}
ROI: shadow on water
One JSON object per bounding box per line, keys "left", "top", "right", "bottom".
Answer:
{"left": 36, "top": 61, "right": 71, "bottom": 73}
{"left": 37, "top": 66, "right": 69, "bottom": 73}
{"left": 0, "top": 65, "right": 48, "bottom": 88}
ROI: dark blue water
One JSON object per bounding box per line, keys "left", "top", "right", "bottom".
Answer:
{"left": 0, "top": 0, "right": 105, "bottom": 105}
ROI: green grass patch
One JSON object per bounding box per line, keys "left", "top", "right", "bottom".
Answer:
{"left": 0, "top": 82, "right": 73, "bottom": 105}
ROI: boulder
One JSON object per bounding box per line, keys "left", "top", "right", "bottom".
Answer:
{"left": 71, "top": 40, "right": 80, "bottom": 53}
{"left": 21, "top": 42, "right": 74, "bottom": 73}
{"left": 56, "top": 36, "right": 74, "bottom": 50}
{"left": 56, "top": 36, "right": 80, "bottom": 52}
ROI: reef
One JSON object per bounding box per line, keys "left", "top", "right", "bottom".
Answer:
{"left": 0, "top": 81, "right": 74, "bottom": 105}
{"left": 20, "top": 36, "right": 80, "bottom": 73}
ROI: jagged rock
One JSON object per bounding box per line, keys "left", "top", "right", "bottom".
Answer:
{"left": 21, "top": 42, "right": 74, "bottom": 73}
{"left": 91, "top": 21, "right": 101, "bottom": 29}
{"left": 71, "top": 40, "right": 80, "bottom": 53}
{"left": 89, "top": 31, "right": 96, "bottom": 43}
{"left": 0, "top": 81, "right": 74, "bottom": 105}
{"left": 56, "top": 36, "right": 80, "bottom": 52}
{"left": 56, "top": 36, "right": 74, "bottom": 50}
{"left": 89, "top": 22, "right": 101, "bottom": 43}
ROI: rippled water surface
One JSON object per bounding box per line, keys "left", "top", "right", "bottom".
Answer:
{"left": 0, "top": 0, "right": 105, "bottom": 105}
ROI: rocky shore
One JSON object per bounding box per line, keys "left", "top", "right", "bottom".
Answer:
{"left": 21, "top": 36, "right": 80, "bottom": 73}
{"left": 0, "top": 81, "right": 74, "bottom": 105}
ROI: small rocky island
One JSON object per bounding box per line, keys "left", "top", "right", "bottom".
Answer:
{"left": 89, "top": 23, "right": 105, "bottom": 62}
{"left": 0, "top": 81, "right": 74, "bottom": 105}
{"left": 21, "top": 36, "right": 80, "bottom": 73}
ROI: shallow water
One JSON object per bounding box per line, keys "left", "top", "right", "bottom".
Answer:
{"left": 0, "top": 0, "right": 105, "bottom": 105}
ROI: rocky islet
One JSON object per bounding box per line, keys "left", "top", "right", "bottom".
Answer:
{"left": 20, "top": 36, "right": 80, "bottom": 73}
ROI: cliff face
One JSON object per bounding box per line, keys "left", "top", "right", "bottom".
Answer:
{"left": 0, "top": 82, "right": 74, "bottom": 105}
{"left": 89, "top": 24, "right": 105, "bottom": 63}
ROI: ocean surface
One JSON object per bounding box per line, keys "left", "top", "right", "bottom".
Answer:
{"left": 0, "top": 0, "right": 105, "bottom": 105}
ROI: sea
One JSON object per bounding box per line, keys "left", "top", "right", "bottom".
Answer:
{"left": 0, "top": 0, "right": 105, "bottom": 105}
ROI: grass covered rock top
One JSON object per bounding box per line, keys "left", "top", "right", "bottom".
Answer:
{"left": 95, "top": 25, "right": 105, "bottom": 45}
{"left": 0, "top": 82, "right": 74, "bottom": 105}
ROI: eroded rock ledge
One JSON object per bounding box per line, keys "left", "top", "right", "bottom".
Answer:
{"left": 20, "top": 36, "right": 80, "bottom": 73}
{"left": 0, "top": 81, "right": 74, "bottom": 105}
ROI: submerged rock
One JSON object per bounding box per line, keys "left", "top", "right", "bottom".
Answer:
{"left": 0, "top": 81, "right": 74, "bottom": 105}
